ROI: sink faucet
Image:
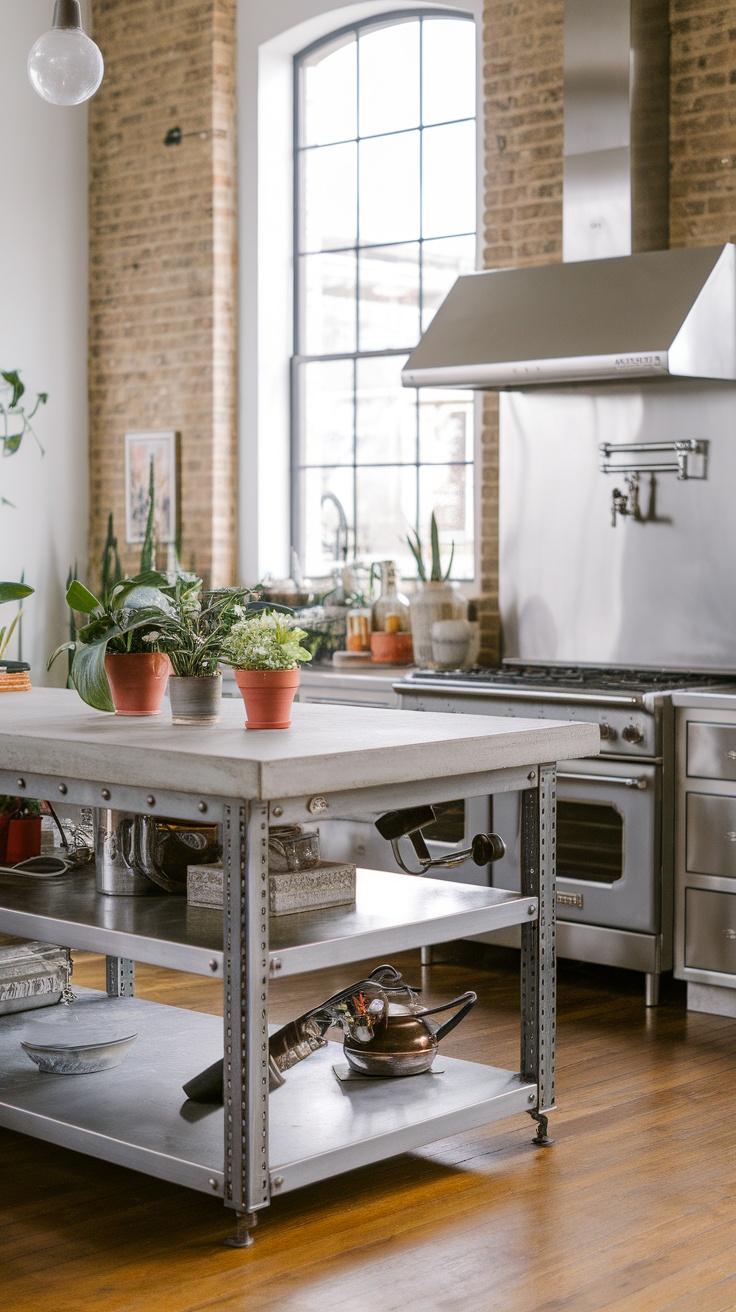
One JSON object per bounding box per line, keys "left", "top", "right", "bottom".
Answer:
{"left": 320, "top": 491, "right": 349, "bottom": 562}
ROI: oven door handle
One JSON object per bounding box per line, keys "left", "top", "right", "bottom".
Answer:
{"left": 557, "top": 771, "right": 648, "bottom": 790}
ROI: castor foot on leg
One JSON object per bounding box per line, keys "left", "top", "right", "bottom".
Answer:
{"left": 529, "top": 1110, "right": 555, "bottom": 1147}
{"left": 224, "top": 1210, "right": 258, "bottom": 1248}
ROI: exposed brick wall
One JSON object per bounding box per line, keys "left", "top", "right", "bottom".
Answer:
{"left": 87, "top": 1, "right": 736, "bottom": 631}
{"left": 479, "top": 0, "right": 736, "bottom": 664}
{"left": 670, "top": 0, "right": 736, "bottom": 246}
{"left": 88, "top": 0, "right": 237, "bottom": 590}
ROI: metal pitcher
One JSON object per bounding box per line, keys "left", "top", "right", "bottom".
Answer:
{"left": 94, "top": 810, "right": 158, "bottom": 897}
{"left": 94, "top": 809, "right": 220, "bottom": 896}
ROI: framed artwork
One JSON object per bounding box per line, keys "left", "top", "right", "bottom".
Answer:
{"left": 124, "top": 431, "right": 178, "bottom": 544}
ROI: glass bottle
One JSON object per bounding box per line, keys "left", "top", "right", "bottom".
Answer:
{"left": 372, "top": 561, "right": 410, "bottom": 633}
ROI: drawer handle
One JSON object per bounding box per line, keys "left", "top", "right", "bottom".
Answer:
{"left": 724, "top": 929, "right": 736, "bottom": 940}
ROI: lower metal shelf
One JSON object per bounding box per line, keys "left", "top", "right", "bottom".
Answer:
{"left": 0, "top": 990, "right": 536, "bottom": 1199}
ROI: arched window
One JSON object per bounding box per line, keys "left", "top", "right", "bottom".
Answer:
{"left": 292, "top": 11, "right": 476, "bottom": 581}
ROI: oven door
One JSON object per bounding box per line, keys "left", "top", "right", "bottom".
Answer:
{"left": 492, "top": 760, "right": 661, "bottom": 933}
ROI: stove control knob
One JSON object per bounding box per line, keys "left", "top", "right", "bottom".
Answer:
{"left": 599, "top": 724, "right": 618, "bottom": 741}
{"left": 622, "top": 724, "right": 645, "bottom": 744}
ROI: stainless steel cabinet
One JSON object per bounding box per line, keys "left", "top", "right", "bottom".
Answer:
{"left": 675, "top": 702, "right": 736, "bottom": 1013}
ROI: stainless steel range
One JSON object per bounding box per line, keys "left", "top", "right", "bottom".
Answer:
{"left": 396, "top": 664, "right": 734, "bottom": 1005}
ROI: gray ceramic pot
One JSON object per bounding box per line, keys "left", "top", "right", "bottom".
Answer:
{"left": 169, "top": 673, "right": 222, "bottom": 725}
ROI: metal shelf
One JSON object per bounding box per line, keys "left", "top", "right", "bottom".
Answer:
{"left": 0, "top": 990, "right": 535, "bottom": 1197}
{"left": 0, "top": 867, "right": 536, "bottom": 979}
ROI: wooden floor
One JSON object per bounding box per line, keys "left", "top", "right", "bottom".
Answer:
{"left": 2, "top": 946, "right": 736, "bottom": 1312}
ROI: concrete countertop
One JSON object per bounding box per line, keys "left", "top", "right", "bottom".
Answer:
{"left": 0, "top": 687, "right": 599, "bottom": 801}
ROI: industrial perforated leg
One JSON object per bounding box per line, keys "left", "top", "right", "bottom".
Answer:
{"left": 520, "top": 765, "right": 557, "bottom": 1147}
{"left": 222, "top": 801, "right": 271, "bottom": 1245}
{"left": 105, "top": 956, "right": 134, "bottom": 997}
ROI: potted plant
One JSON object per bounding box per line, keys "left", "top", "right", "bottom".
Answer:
{"left": 146, "top": 579, "right": 264, "bottom": 724}
{"left": 405, "top": 512, "right": 466, "bottom": 667}
{"left": 48, "top": 572, "right": 174, "bottom": 715}
{"left": 0, "top": 796, "right": 42, "bottom": 865}
{"left": 223, "top": 610, "right": 312, "bottom": 729}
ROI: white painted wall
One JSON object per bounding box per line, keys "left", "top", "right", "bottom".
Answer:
{"left": 0, "top": 0, "right": 88, "bottom": 683}
{"left": 237, "top": 0, "right": 482, "bottom": 585}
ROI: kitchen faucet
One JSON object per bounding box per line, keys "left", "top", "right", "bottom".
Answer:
{"left": 320, "top": 491, "right": 350, "bottom": 562}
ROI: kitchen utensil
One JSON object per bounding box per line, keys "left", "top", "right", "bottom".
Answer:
{"left": 18, "top": 1003, "right": 138, "bottom": 1073}
{"left": 268, "top": 825, "right": 320, "bottom": 872}
{"left": 20, "top": 1031, "right": 138, "bottom": 1074}
{"left": 342, "top": 990, "right": 477, "bottom": 1077}
{"left": 94, "top": 809, "right": 220, "bottom": 896}
{"left": 182, "top": 965, "right": 407, "bottom": 1102}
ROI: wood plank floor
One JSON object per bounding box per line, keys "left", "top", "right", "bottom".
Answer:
{"left": 2, "top": 946, "right": 736, "bottom": 1312}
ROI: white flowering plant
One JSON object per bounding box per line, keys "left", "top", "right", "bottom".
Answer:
{"left": 223, "top": 611, "right": 313, "bottom": 671}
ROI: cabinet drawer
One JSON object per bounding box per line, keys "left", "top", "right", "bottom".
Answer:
{"left": 687, "top": 723, "right": 736, "bottom": 781}
{"left": 685, "top": 887, "right": 736, "bottom": 975}
{"left": 686, "top": 793, "right": 736, "bottom": 876}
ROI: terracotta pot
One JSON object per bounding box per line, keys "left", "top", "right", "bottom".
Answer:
{"left": 104, "top": 652, "right": 171, "bottom": 716}
{"left": 233, "top": 667, "right": 300, "bottom": 729}
{"left": 169, "top": 673, "right": 222, "bottom": 725}
{"left": 5, "top": 816, "right": 42, "bottom": 865}
{"left": 369, "top": 632, "right": 414, "bottom": 665}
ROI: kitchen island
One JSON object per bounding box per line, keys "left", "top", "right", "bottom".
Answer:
{"left": 0, "top": 689, "right": 598, "bottom": 1246}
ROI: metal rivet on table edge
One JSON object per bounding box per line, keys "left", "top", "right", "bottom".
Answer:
{"left": 527, "top": 905, "right": 536, "bottom": 915}
{"left": 527, "top": 1093, "right": 536, "bottom": 1103}
{"left": 272, "top": 1176, "right": 284, "bottom": 1190}
{"left": 198, "top": 801, "right": 207, "bottom": 813}
{"left": 209, "top": 958, "right": 219, "bottom": 973}
{"left": 208, "top": 1178, "right": 218, "bottom": 1190}
{"left": 146, "top": 795, "right": 156, "bottom": 806}
{"left": 58, "top": 783, "right": 68, "bottom": 795}
{"left": 16, "top": 779, "right": 25, "bottom": 789}
{"left": 101, "top": 788, "right": 111, "bottom": 801}
{"left": 270, "top": 958, "right": 282, "bottom": 973}
{"left": 527, "top": 771, "right": 536, "bottom": 781}
{"left": 272, "top": 805, "right": 283, "bottom": 818}
{"left": 307, "top": 796, "right": 328, "bottom": 815}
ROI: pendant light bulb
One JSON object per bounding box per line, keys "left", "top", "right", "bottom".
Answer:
{"left": 28, "top": 0, "right": 103, "bottom": 107}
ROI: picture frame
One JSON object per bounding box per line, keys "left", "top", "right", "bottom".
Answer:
{"left": 124, "top": 430, "right": 178, "bottom": 545}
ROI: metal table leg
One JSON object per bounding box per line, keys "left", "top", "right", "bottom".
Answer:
{"left": 223, "top": 800, "right": 271, "bottom": 1244}
{"left": 106, "top": 956, "right": 134, "bottom": 997}
{"left": 520, "top": 765, "right": 557, "bottom": 1146}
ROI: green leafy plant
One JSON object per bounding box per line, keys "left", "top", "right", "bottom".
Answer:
{"left": 223, "top": 610, "right": 313, "bottom": 671}
{"left": 405, "top": 511, "right": 455, "bottom": 582}
{"left": 100, "top": 513, "right": 123, "bottom": 601}
{"left": 1, "top": 370, "right": 47, "bottom": 508}
{"left": 0, "top": 795, "right": 40, "bottom": 818}
{"left": 141, "top": 580, "right": 270, "bottom": 678}
{"left": 48, "top": 571, "right": 175, "bottom": 712}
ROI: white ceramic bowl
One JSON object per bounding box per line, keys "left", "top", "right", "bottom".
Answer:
{"left": 20, "top": 1031, "right": 138, "bottom": 1074}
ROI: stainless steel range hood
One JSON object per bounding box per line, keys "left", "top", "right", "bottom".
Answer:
{"left": 401, "top": 244, "right": 736, "bottom": 388}
{"left": 402, "top": 0, "right": 736, "bottom": 390}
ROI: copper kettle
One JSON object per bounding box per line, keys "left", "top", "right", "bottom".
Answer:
{"left": 342, "top": 990, "right": 477, "bottom": 1077}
